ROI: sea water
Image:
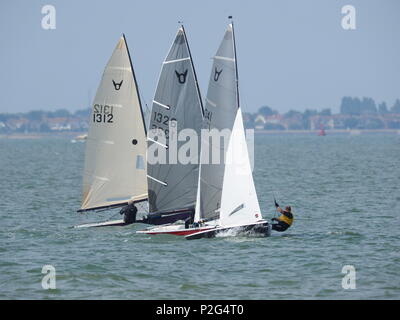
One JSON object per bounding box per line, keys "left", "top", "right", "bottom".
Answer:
{"left": 0, "top": 133, "right": 399, "bottom": 299}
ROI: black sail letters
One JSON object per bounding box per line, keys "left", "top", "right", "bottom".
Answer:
{"left": 93, "top": 104, "right": 114, "bottom": 123}
{"left": 175, "top": 70, "right": 188, "bottom": 84}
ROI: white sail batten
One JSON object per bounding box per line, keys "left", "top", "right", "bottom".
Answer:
{"left": 80, "top": 36, "right": 147, "bottom": 211}
{"left": 218, "top": 109, "right": 261, "bottom": 226}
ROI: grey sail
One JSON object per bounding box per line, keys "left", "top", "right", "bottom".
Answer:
{"left": 80, "top": 36, "right": 148, "bottom": 212}
{"left": 199, "top": 23, "right": 239, "bottom": 221}
{"left": 147, "top": 27, "right": 203, "bottom": 214}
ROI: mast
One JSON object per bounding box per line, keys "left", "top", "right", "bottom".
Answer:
{"left": 181, "top": 24, "right": 205, "bottom": 117}
{"left": 180, "top": 23, "right": 204, "bottom": 222}
{"left": 123, "top": 33, "right": 147, "bottom": 135}
{"left": 230, "top": 17, "right": 240, "bottom": 110}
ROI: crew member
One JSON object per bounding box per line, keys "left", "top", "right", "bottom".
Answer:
{"left": 271, "top": 201, "right": 293, "bottom": 232}
{"left": 120, "top": 202, "right": 138, "bottom": 224}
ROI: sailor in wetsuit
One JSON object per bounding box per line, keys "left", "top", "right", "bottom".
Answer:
{"left": 120, "top": 202, "right": 138, "bottom": 224}
{"left": 271, "top": 201, "right": 293, "bottom": 232}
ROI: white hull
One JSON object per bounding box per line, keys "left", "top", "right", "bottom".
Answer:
{"left": 186, "top": 220, "right": 271, "bottom": 240}
{"left": 136, "top": 219, "right": 270, "bottom": 240}
{"left": 136, "top": 222, "right": 216, "bottom": 236}
{"left": 74, "top": 219, "right": 127, "bottom": 229}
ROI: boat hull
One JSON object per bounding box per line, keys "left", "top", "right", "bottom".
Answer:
{"left": 73, "top": 219, "right": 128, "bottom": 228}
{"left": 140, "top": 210, "right": 194, "bottom": 225}
{"left": 136, "top": 220, "right": 270, "bottom": 240}
{"left": 74, "top": 209, "right": 194, "bottom": 229}
{"left": 136, "top": 224, "right": 215, "bottom": 236}
{"left": 185, "top": 221, "right": 271, "bottom": 240}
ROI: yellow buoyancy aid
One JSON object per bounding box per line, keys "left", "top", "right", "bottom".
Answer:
{"left": 278, "top": 212, "right": 293, "bottom": 226}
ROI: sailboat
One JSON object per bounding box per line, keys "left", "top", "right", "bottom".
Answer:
{"left": 318, "top": 124, "right": 326, "bottom": 136}
{"left": 137, "top": 20, "right": 270, "bottom": 239}
{"left": 142, "top": 25, "right": 205, "bottom": 225}
{"left": 75, "top": 35, "right": 148, "bottom": 228}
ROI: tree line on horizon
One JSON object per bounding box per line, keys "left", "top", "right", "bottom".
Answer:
{"left": 244, "top": 97, "right": 400, "bottom": 130}
{"left": 251, "top": 97, "right": 400, "bottom": 119}
{"left": 0, "top": 108, "right": 91, "bottom": 122}
{"left": 1, "top": 96, "right": 400, "bottom": 132}
{"left": 1, "top": 96, "right": 400, "bottom": 121}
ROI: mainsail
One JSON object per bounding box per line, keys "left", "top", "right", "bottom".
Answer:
{"left": 198, "top": 23, "right": 239, "bottom": 221}
{"left": 80, "top": 35, "right": 147, "bottom": 212}
{"left": 147, "top": 26, "right": 204, "bottom": 214}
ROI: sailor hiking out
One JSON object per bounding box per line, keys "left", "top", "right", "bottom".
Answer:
{"left": 271, "top": 201, "right": 293, "bottom": 232}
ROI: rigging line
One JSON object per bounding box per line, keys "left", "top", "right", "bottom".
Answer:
{"left": 231, "top": 20, "right": 240, "bottom": 110}
{"left": 124, "top": 33, "right": 147, "bottom": 136}
{"left": 181, "top": 24, "right": 205, "bottom": 117}
{"left": 273, "top": 192, "right": 279, "bottom": 219}
{"left": 106, "top": 209, "right": 122, "bottom": 221}
{"left": 136, "top": 200, "right": 149, "bottom": 214}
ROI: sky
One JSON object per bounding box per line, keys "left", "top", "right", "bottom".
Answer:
{"left": 0, "top": 0, "right": 399, "bottom": 114}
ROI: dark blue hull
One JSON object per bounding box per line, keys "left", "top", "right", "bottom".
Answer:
{"left": 140, "top": 209, "right": 194, "bottom": 226}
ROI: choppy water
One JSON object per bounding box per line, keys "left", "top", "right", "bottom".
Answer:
{"left": 0, "top": 133, "right": 399, "bottom": 299}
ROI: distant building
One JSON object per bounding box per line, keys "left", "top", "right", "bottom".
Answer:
{"left": 254, "top": 114, "right": 266, "bottom": 130}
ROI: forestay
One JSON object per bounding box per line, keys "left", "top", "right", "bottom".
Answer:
{"left": 147, "top": 27, "right": 204, "bottom": 214}
{"left": 80, "top": 36, "right": 147, "bottom": 211}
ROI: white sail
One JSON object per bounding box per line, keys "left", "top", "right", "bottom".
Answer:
{"left": 80, "top": 36, "right": 147, "bottom": 211}
{"left": 218, "top": 109, "right": 261, "bottom": 227}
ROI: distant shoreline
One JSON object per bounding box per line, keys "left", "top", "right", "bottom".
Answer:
{"left": 1, "top": 129, "right": 400, "bottom": 140}
{"left": 0, "top": 132, "right": 84, "bottom": 139}
{"left": 255, "top": 129, "right": 400, "bottom": 135}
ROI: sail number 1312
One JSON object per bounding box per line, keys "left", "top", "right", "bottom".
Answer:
{"left": 93, "top": 104, "right": 114, "bottom": 123}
